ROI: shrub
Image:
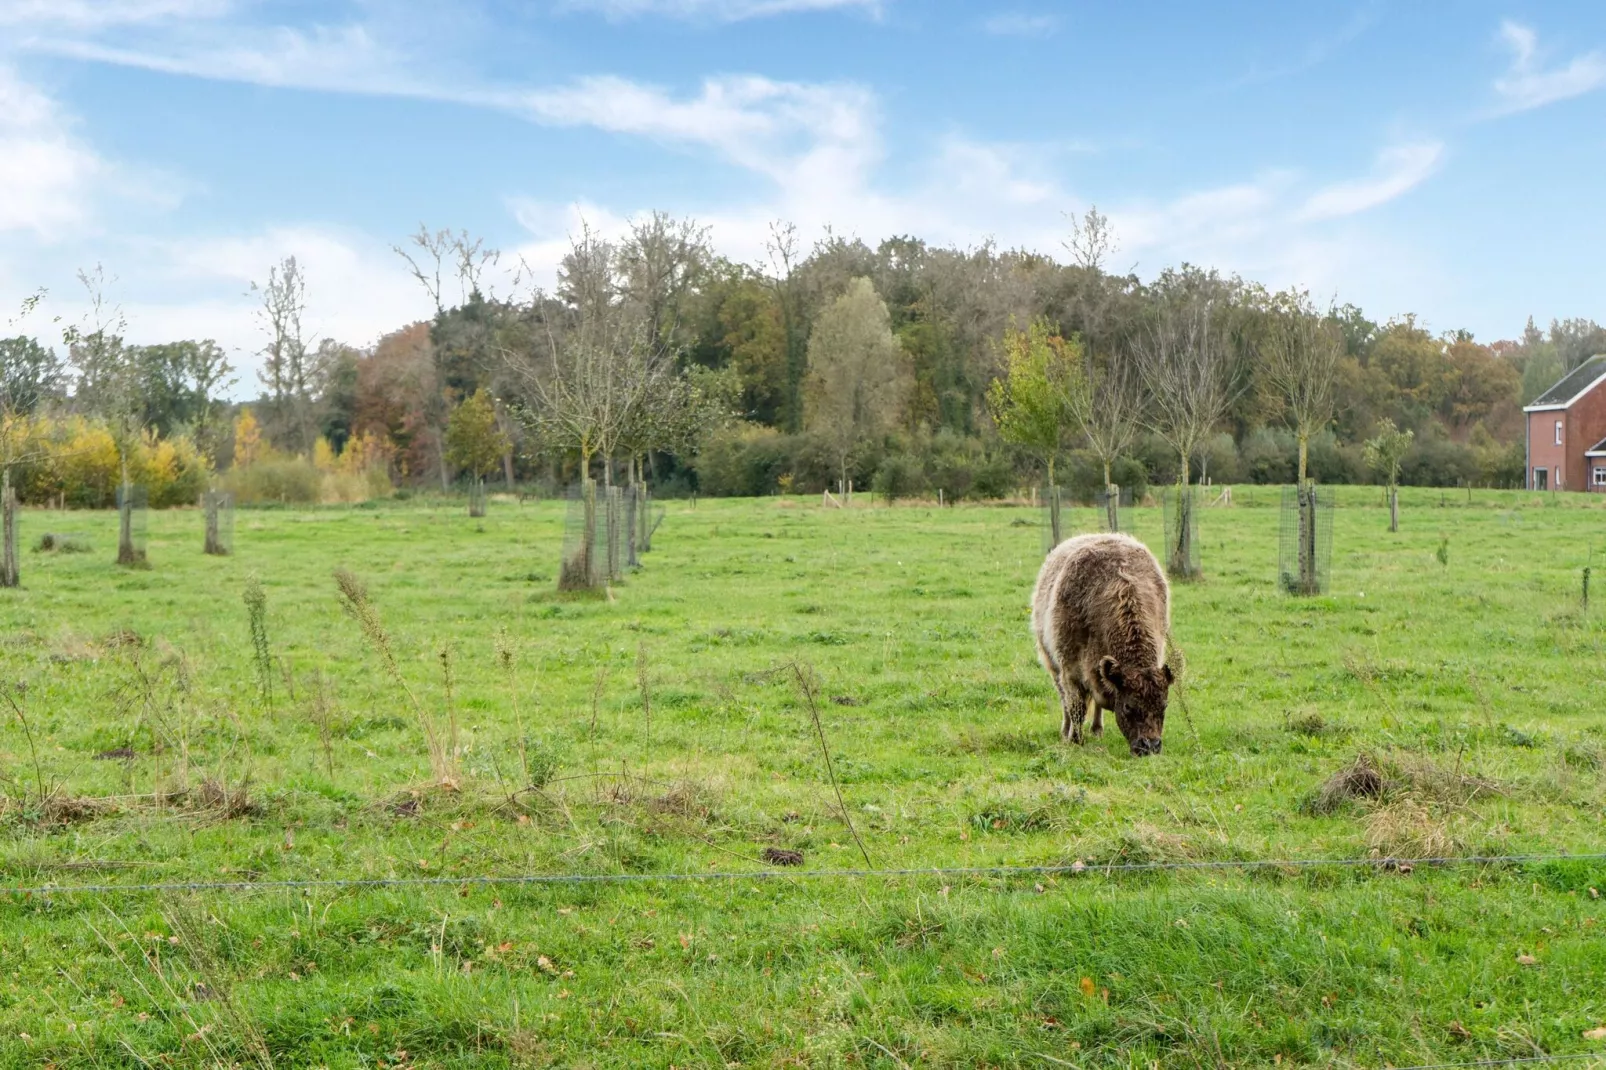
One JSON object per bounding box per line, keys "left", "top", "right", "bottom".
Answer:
{"left": 222, "top": 454, "right": 322, "bottom": 504}
{"left": 872, "top": 453, "right": 927, "bottom": 502}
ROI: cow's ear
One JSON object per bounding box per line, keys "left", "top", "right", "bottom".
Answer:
{"left": 1162, "top": 664, "right": 1175, "bottom": 685}
{"left": 1098, "top": 656, "right": 1122, "bottom": 689}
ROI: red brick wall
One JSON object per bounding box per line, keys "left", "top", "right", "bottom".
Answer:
{"left": 1527, "top": 379, "right": 1606, "bottom": 491}
{"left": 1530, "top": 409, "right": 1566, "bottom": 488}
{"left": 1569, "top": 383, "right": 1606, "bottom": 492}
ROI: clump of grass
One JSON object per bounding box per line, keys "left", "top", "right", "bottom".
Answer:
{"left": 196, "top": 775, "right": 263, "bottom": 819}
{"left": 1308, "top": 752, "right": 1390, "bottom": 814}
{"left": 335, "top": 568, "right": 459, "bottom": 790}
{"left": 1284, "top": 709, "right": 1347, "bottom": 738}
{"left": 1366, "top": 797, "right": 1459, "bottom": 859}
{"left": 33, "top": 532, "right": 88, "bottom": 553}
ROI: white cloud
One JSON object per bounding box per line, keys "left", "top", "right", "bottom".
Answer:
{"left": 1493, "top": 20, "right": 1606, "bottom": 113}
{"left": 0, "top": 65, "right": 107, "bottom": 237}
{"left": 555, "top": 0, "right": 879, "bottom": 22}
{"left": 1297, "top": 141, "right": 1442, "bottom": 221}
{"left": 982, "top": 12, "right": 1058, "bottom": 37}
{"left": 506, "top": 74, "right": 880, "bottom": 191}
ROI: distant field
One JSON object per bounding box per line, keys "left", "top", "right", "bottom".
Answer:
{"left": 1, "top": 487, "right": 1604, "bottom": 1068}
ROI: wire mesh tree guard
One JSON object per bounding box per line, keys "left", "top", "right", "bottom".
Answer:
{"left": 623, "top": 482, "right": 641, "bottom": 569}
{"left": 0, "top": 481, "right": 18, "bottom": 588}
{"left": 1039, "top": 484, "right": 1067, "bottom": 553}
{"left": 203, "top": 489, "right": 234, "bottom": 556}
{"left": 468, "top": 475, "right": 488, "bottom": 519}
{"left": 116, "top": 484, "right": 148, "bottom": 567}
{"left": 1162, "top": 484, "right": 1201, "bottom": 579}
{"left": 1279, "top": 482, "right": 1333, "bottom": 595}
{"left": 1094, "top": 484, "right": 1133, "bottom": 533}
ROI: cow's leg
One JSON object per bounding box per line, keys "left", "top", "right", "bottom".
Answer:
{"left": 1036, "top": 632, "right": 1069, "bottom": 730}
{"left": 1060, "top": 673, "right": 1090, "bottom": 744}
{"left": 1090, "top": 705, "right": 1104, "bottom": 737}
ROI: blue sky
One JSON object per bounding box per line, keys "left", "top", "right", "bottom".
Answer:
{"left": 2, "top": 1, "right": 1603, "bottom": 390}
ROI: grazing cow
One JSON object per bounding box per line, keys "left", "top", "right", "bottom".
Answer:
{"left": 1031, "top": 533, "right": 1173, "bottom": 756}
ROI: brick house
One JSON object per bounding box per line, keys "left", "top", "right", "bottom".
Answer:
{"left": 1524, "top": 355, "right": 1606, "bottom": 491}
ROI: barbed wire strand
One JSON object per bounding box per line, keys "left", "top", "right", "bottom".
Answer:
{"left": 1386, "top": 1054, "right": 1605, "bottom": 1070}
{"left": 4, "top": 851, "right": 1603, "bottom": 899}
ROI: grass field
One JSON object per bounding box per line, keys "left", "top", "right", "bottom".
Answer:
{"left": 2, "top": 486, "right": 1605, "bottom": 1068}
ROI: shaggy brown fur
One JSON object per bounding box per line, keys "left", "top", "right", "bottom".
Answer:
{"left": 1031, "top": 533, "right": 1173, "bottom": 756}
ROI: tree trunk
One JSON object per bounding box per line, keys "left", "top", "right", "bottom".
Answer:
{"left": 1297, "top": 480, "right": 1318, "bottom": 595}
{"left": 116, "top": 458, "right": 139, "bottom": 566}
{"left": 469, "top": 475, "right": 486, "bottom": 518}
{"left": 561, "top": 467, "right": 598, "bottom": 591}
{"left": 204, "top": 491, "right": 223, "bottom": 555}
{"left": 1389, "top": 484, "right": 1399, "bottom": 533}
{"left": 1297, "top": 432, "right": 1309, "bottom": 486}
{"left": 1170, "top": 446, "right": 1195, "bottom": 579}
{"left": 1, "top": 468, "right": 17, "bottom": 589}
{"left": 503, "top": 448, "right": 515, "bottom": 492}
{"left": 437, "top": 434, "right": 450, "bottom": 493}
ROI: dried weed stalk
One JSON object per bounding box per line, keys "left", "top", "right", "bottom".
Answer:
{"left": 334, "top": 568, "right": 459, "bottom": 789}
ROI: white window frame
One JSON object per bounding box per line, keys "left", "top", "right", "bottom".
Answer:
{"left": 1556, "top": 420, "right": 1564, "bottom": 445}
{"left": 1535, "top": 467, "right": 1548, "bottom": 490}
{"left": 1593, "top": 467, "right": 1606, "bottom": 487}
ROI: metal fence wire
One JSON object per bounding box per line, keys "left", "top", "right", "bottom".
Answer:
{"left": 116, "top": 483, "right": 148, "bottom": 566}
{"left": 1279, "top": 482, "right": 1333, "bottom": 595}
{"left": 623, "top": 483, "right": 640, "bottom": 568}
{"left": 202, "top": 489, "right": 233, "bottom": 556}
{"left": 1162, "top": 484, "right": 1201, "bottom": 579}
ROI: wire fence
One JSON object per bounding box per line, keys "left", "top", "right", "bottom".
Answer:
{"left": 1279, "top": 482, "right": 1333, "bottom": 595}
{"left": 202, "top": 489, "right": 233, "bottom": 556}
{"left": 6, "top": 851, "right": 1602, "bottom": 899}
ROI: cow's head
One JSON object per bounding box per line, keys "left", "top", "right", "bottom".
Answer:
{"left": 1096, "top": 656, "right": 1173, "bottom": 756}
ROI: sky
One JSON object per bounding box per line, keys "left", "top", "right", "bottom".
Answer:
{"left": 1, "top": 0, "right": 1604, "bottom": 394}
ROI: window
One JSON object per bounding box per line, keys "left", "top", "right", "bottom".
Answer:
{"left": 1535, "top": 468, "right": 1549, "bottom": 490}
{"left": 1556, "top": 420, "right": 1564, "bottom": 445}
{"left": 1594, "top": 467, "right": 1606, "bottom": 487}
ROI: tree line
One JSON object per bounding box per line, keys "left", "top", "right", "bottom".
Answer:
{"left": 5, "top": 212, "right": 1603, "bottom": 507}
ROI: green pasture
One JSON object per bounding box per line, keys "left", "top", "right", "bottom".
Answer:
{"left": 0, "top": 487, "right": 1604, "bottom": 1068}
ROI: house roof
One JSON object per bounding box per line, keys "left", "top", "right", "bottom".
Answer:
{"left": 1587, "top": 436, "right": 1606, "bottom": 457}
{"left": 1525, "top": 355, "right": 1606, "bottom": 411}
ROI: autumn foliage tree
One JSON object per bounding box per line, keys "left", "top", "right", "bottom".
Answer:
{"left": 444, "top": 389, "right": 510, "bottom": 517}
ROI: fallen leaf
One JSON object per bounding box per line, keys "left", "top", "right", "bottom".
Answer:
{"left": 1447, "top": 1020, "right": 1472, "bottom": 1039}
{"left": 1517, "top": 954, "right": 1538, "bottom": 966}
{"left": 1583, "top": 1026, "right": 1606, "bottom": 1040}
{"left": 1079, "top": 977, "right": 1095, "bottom": 998}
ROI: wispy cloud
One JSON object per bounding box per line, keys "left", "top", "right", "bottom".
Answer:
{"left": 0, "top": 0, "right": 230, "bottom": 28}
{"left": 24, "top": 24, "right": 425, "bottom": 97}
{"left": 1297, "top": 141, "right": 1442, "bottom": 221}
{"left": 554, "top": 0, "right": 879, "bottom": 22}
{"left": 1493, "top": 20, "right": 1606, "bottom": 113}
{"left": 982, "top": 12, "right": 1058, "bottom": 37}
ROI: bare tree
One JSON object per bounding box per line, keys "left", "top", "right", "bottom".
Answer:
{"left": 64, "top": 266, "right": 144, "bottom": 565}
{"left": 1067, "top": 342, "right": 1143, "bottom": 531}
{"left": 1261, "top": 290, "right": 1341, "bottom": 486}
{"left": 501, "top": 224, "right": 672, "bottom": 586}
{"left": 618, "top": 211, "right": 710, "bottom": 348}
{"left": 1063, "top": 205, "right": 1116, "bottom": 272}
{"left": 764, "top": 220, "right": 808, "bottom": 432}
{"left": 252, "top": 256, "right": 316, "bottom": 453}
{"left": 1135, "top": 296, "right": 1235, "bottom": 576}
{"left": 803, "top": 277, "right": 908, "bottom": 496}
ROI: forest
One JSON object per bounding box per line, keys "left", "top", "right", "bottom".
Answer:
{"left": 4, "top": 212, "right": 1604, "bottom": 506}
